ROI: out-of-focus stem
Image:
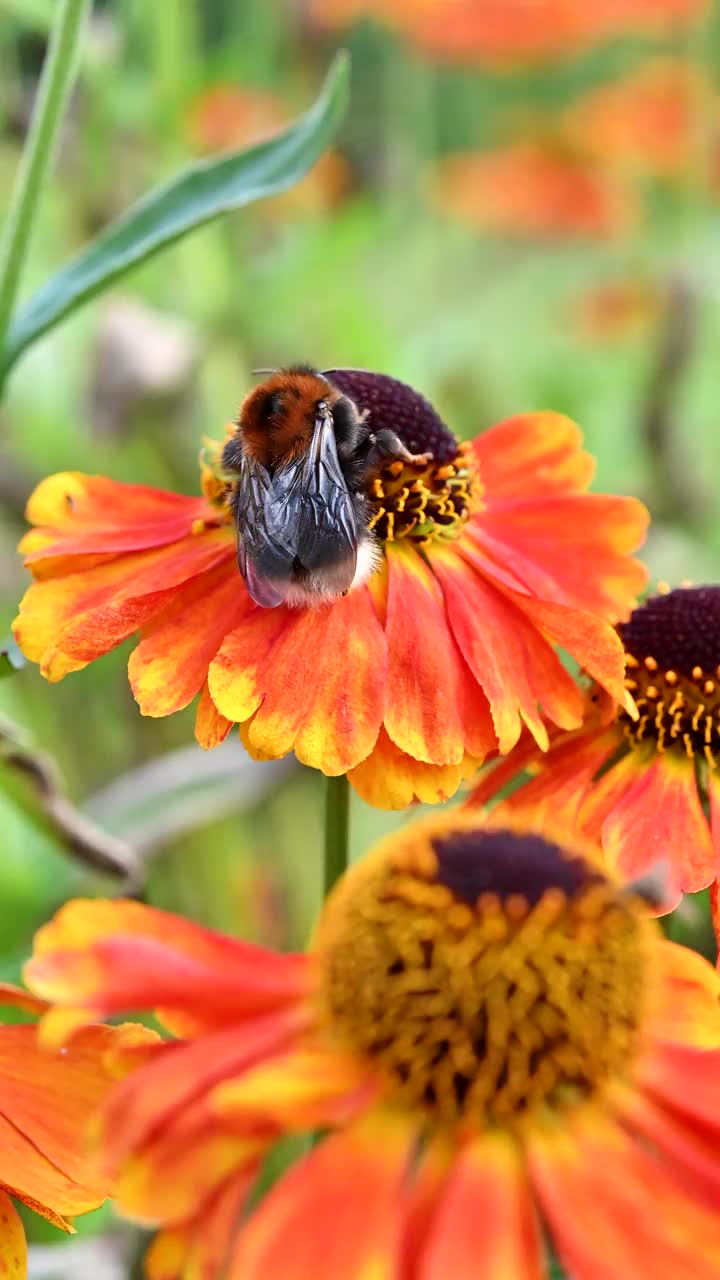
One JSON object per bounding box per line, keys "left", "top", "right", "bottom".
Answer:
{"left": 0, "top": 0, "right": 91, "bottom": 352}
{"left": 323, "top": 774, "right": 350, "bottom": 898}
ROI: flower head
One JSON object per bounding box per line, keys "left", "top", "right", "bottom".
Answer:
{"left": 564, "top": 59, "right": 710, "bottom": 180}
{"left": 24, "top": 809, "right": 720, "bottom": 1279}
{"left": 470, "top": 584, "right": 720, "bottom": 913}
{"left": 433, "top": 142, "right": 636, "bottom": 239}
{"left": 310, "top": 0, "right": 708, "bottom": 66}
{"left": 0, "top": 982, "right": 155, "bottom": 1277}
{"left": 14, "top": 372, "right": 647, "bottom": 807}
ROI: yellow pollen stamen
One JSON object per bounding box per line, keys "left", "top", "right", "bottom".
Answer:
{"left": 313, "top": 820, "right": 652, "bottom": 1134}
{"left": 705, "top": 680, "right": 716, "bottom": 695}
{"left": 665, "top": 670, "right": 677, "bottom": 685}
{"left": 367, "top": 440, "right": 483, "bottom": 548}
{"left": 693, "top": 665, "right": 703, "bottom": 680}
{"left": 644, "top": 656, "right": 658, "bottom": 672}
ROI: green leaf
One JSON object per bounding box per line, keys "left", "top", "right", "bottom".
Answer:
{"left": 0, "top": 636, "right": 26, "bottom": 678}
{"left": 0, "top": 51, "right": 350, "bottom": 380}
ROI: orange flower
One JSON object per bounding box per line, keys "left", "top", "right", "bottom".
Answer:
{"left": 569, "top": 277, "right": 662, "bottom": 343}
{"left": 469, "top": 585, "right": 720, "bottom": 915}
{"left": 564, "top": 59, "right": 712, "bottom": 180}
{"left": 13, "top": 372, "right": 647, "bottom": 808}
{"left": 433, "top": 143, "right": 636, "bottom": 239}
{"left": 24, "top": 809, "right": 720, "bottom": 1280}
{"left": 310, "top": 0, "right": 708, "bottom": 66}
{"left": 0, "top": 983, "right": 156, "bottom": 1277}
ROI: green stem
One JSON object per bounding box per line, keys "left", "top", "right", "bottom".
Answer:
{"left": 0, "top": 0, "right": 91, "bottom": 352}
{"left": 323, "top": 774, "right": 350, "bottom": 897}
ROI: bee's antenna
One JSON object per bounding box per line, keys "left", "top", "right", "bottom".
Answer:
{"left": 251, "top": 368, "right": 278, "bottom": 376}
{"left": 320, "top": 366, "right": 375, "bottom": 376}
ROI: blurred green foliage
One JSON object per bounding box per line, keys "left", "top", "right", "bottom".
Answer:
{"left": 1, "top": 0, "right": 719, "bottom": 1253}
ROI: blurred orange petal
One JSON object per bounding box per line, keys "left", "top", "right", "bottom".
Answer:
{"left": 434, "top": 144, "right": 636, "bottom": 238}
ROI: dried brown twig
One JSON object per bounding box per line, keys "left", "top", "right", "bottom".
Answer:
{"left": 0, "top": 715, "right": 143, "bottom": 890}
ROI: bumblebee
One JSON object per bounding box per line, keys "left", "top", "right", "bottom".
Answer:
{"left": 222, "top": 365, "right": 428, "bottom": 608}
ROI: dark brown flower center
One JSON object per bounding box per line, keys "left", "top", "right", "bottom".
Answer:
{"left": 330, "top": 370, "right": 482, "bottom": 546}
{"left": 619, "top": 586, "right": 720, "bottom": 761}
{"left": 315, "top": 822, "right": 649, "bottom": 1132}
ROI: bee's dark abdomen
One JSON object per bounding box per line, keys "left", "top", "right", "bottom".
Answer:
{"left": 329, "top": 370, "right": 458, "bottom": 464}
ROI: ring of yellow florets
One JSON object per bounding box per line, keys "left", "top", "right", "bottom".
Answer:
{"left": 313, "top": 816, "right": 651, "bottom": 1133}
{"left": 198, "top": 433, "right": 482, "bottom": 547}
{"left": 618, "top": 586, "right": 720, "bottom": 764}
{"left": 367, "top": 442, "right": 482, "bottom": 546}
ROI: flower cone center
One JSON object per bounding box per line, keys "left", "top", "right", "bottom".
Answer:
{"left": 619, "top": 586, "right": 720, "bottom": 762}
{"left": 324, "top": 370, "right": 482, "bottom": 547}
{"left": 314, "top": 824, "right": 649, "bottom": 1132}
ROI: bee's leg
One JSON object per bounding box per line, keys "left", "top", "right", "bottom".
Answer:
{"left": 359, "top": 428, "right": 431, "bottom": 477}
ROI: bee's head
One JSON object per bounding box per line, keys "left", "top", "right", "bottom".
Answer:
{"left": 238, "top": 367, "right": 360, "bottom": 466}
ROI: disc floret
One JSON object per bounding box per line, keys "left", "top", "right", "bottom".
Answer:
{"left": 313, "top": 816, "right": 652, "bottom": 1133}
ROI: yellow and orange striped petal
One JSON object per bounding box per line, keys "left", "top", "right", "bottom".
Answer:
{"left": 383, "top": 545, "right": 495, "bottom": 766}
{"left": 0, "top": 1023, "right": 141, "bottom": 1228}
{"left": 431, "top": 545, "right": 586, "bottom": 752}
{"left": 97, "top": 1021, "right": 302, "bottom": 1177}
{"left": 14, "top": 531, "right": 233, "bottom": 679}
{"left": 227, "top": 1116, "right": 415, "bottom": 1280}
{"left": 529, "top": 1112, "right": 720, "bottom": 1280}
{"left": 348, "top": 727, "right": 480, "bottom": 808}
{"left": 26, "top": 899, "right": 310, "bottom": 1036}
{"left": 213, "top": 1043, "right": 379, "bottom": 1131}
{"left": 419, "top": 1136, "right": 544, "bottom": 1280}
{"left": 130, "top": 562, "right": 249, "bottom": 717}
{"left": 601, "top": 751, "right": 715, "bottom": 896}
{"left": 646, "top": 940, "right": 720, "bottom": 1049}
{"left": 0, "top": 1192, "right": 26, "bottom": 1280}
{"left": 208, "top": 588, "right": 386, "bottom": 775}
{"left": 21, "top": 473, "right": 211, "bottom": 566}
{"left": 145, "top": 1174, "right": 253, "bottom": 1280}
{"left": 472, "top": 412, "right": 648, "bottom": 619}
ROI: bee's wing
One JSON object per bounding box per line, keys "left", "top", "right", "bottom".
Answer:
{"left": 233, "top": 453, "right": 295, "bottom": 608}
{"left": 267, "top": 409, "right": 358, "bottom": 596}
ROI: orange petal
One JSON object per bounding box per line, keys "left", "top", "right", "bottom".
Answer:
{"left": 227, "top": 1116, "right": 414, "bottom": 1280}
{"left": 383, "top": 545, "right": 483, "bottom": 766}
{"left": 473, "top": 412, "right": 596, "bottom": 499}
{"left": 115, "top": 1111, "right": 266, "bottom": 1226}
{"left": 99, "top": 1019, "right": 303, "bottom": 1176}
{"left": 420, "top": 1135, "right": 543, "bottom": 1280}
{"left": 26, "top": 899, "right": 310, "bottom": 1032}
{"left": 14, "top": 531, "right": 233, "bottom": 679}
{"left": 469, "top": 413, "right": 648, "bottom": 620}
{"left": 473, "top": 727, "right": 618, "bottom": 829}
{"left": 601, "top": 750, "right": 714, "bottom": 896}
{"left": 0, "top": 983, "right": 48, "bottom": 1015}
{"left": 0, "top": 1192, "right": 26, "bottom": 1280}
{"left": 646, "top": 940, "right": 720, "bottom": 1048}
{"left": 129, "top": 562, "right": 249, "bottom": 716}
{"left": 22, "top": 473, "right": 211, "bottom": 563}
{"left": 348, "top": 727, "right": 480, "bottom": 808}
{"left": 0, "top": 1024, "right": 132, "bottom": 1223}
{"left": 618, "top": 1086, "right": 720, "bottom": 1214}
{"left": 529, "top": 1112, "right": 720, "bottom": 1280}
{"left": 195, "top": 681, "right": 233, "bottom": 749}
{"left": 431, "top": 544, "right": 585, "bottom": 752}
{"left": 145, "top": 1173, "right": 253, "bottom": 1280}
{"left": 208, "top": 588, "right": 386, "bottom": 774}
{"left": 638, "top": 1041, "right": 720, "bottom": 1137}
{"left": 213, "top": 1043, "right": 379, "bottom": 1131}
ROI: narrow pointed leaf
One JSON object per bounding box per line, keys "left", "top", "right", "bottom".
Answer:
{"left": 1, "top": 52, "right": 349, "bottom": 379}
